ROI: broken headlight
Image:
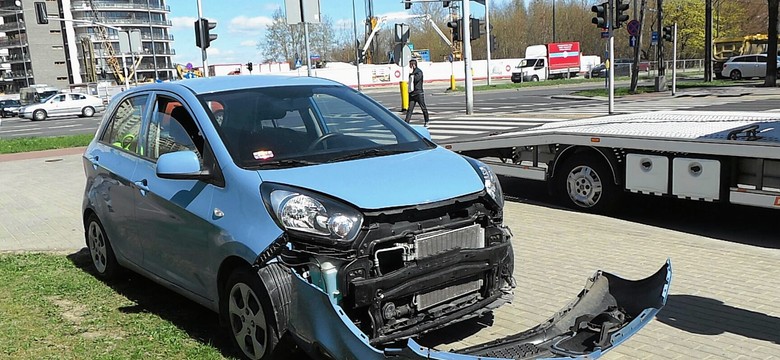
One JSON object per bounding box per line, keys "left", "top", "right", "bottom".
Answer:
{"left": 261, "top": 183, "right": 363, "bottom": 243}
{"left": 463, "top": 157, "right": 504, "bottom": 209}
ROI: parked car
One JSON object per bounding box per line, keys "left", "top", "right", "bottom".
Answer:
{"left": 0, "top": 99, "right": 21, "bottom": 118}
{"left": 81, "top": 76, "right": 668, "bottom": 360}
{"left": 722, "top": 54, "right": 780, "bottom": 80}
{"left": 19, "top": 92, "right": 105, "bottom": 121}
{"left": 590, "top": 62, "right": 631, "bottom": 78}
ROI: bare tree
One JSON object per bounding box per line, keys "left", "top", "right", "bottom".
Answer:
{"left": 260, "top": 9, "right": 337, "bottom": 65}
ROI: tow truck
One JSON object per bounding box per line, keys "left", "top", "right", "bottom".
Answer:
{"left": 443, "top": 111, "right": 780, "bottom": 213}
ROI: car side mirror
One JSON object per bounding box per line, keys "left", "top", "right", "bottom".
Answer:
{"left": 411, "top": 124, "right": 431, "bottom": 140}
{"left": 157, "top": 150, "right": 210, "bottom": 180}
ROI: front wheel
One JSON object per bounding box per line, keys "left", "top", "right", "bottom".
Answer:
{"left": 730, "top": 69, "right": 742, "bottom": 80}
{"left": 555, "top": 153, "right": 619, "bottom": 213}
{"left": 224, "top": 268, "right": 280, "bottom": 360}
{"left": 85, "top": 214, "right": 120, "bottom": 279}
{"left": 32, "top": 109, "right": 46, "bottom": 121}
{"left": 82, "top": 106, "right": 95, "bottom": 117}
{"left": 531, "top": 75, "right": 540, "bottom": 82}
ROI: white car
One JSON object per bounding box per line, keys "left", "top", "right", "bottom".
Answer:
{"left": 20, "top": 93, "right": 106, "bottom": 121}
{"left": 722, "top": 54, "right": 780, "bottom": 80}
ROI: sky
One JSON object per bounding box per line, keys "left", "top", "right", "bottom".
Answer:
{"left": 166, "top": 0, "right": 494, "bottom": 66}
{"left": 168, "top": 0, "right": 408, "bottom": 66}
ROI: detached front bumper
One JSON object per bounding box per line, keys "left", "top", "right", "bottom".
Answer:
{"left": 287, "top": 259, "right": 672, "bottom": 360}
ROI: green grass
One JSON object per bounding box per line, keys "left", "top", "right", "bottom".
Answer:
{"left": 0, "top": 252, "right": 233, "bottom": 359}
{"left": 0, "top": 134, "right": 93, "bottom": 154}
{"left": 572, "top": 79, "right": 737, "bottom": 97}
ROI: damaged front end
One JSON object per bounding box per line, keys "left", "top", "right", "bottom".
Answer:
{"left": 287, "top": 259, "right": 672, "bottom": 360}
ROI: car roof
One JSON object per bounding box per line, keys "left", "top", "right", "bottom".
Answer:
{"left": 124, "top": 75, "right": 343, "bottom": 97}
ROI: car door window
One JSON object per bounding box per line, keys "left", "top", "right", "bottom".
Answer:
{"left": 101, "top": 95, "right": 149, "bottom": 154}
{"left": 51, "top": 95, "right": 66, "bottom": 103}
{"left": 145, "top": 96, "right": 204, "bottom": 161}
{"left": 313, "top": 93, "right": 397, "bottom": 145}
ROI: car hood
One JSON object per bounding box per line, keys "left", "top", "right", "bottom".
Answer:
{"left": 256, "top": 147, "right": 485, "bottom": 210}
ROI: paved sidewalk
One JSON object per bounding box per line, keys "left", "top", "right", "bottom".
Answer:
{"left": 0, "top": 150, "right": 778, "bottom": 359}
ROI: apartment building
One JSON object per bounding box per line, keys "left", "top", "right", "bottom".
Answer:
{"left": 0, "top": 0, "right": 175, "bottom": 94}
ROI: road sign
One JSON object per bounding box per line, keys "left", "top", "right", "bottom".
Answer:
{"left": 626, "top": 20, "right": 640, "bottom": 36}
{"left": 601, "top": 31, "right": 610, "bottom": 39}
{"left": 629, "top": 35, "right": 637, "bottom": 47}
{"left": 651, "top": 31, "right": 659, "bottom": 45}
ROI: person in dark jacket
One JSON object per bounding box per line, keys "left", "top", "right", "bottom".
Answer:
{"left": 404, "top": 59, "right": 430, "bottom": 126}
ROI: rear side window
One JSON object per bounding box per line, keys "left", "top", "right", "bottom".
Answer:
{"left": 101, "top": 95, "right": 149, "bottom": 154}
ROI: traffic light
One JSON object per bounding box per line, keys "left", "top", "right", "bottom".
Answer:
{"left": 404, "top": 0, "right": 411, "bottom": 9}
{"left": 662, "top": 26, "right": 673, "bottom": 42}
{"left": 447, "top": 19, "right": 462, "bottom": 42}
{"left": 490, "top": 35, "right": 498, "bottom": 52}
{"left": 358, "top": 49, "right": 366, "bottom": 63}
{"left": 34, "top": 2, "right": 48, "bottom": 24}
{"left": 246, "top": 62, "right": 253, "bottom": 73}
{"left": 195, "top": 18, "right": 217, "bottom": 50}
{"left": 443, "top": 1, "right": 451, "bottom": 6}
{"left": 469, "top": 17, "right": 481, "bottom": 41}
{"left": 591, "top": 2, "right": 608, "bottom": 29}
{"left": 614, "top": 0, "right": 629, "bottom": 28}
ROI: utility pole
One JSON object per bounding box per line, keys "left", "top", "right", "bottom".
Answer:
{"left": 704, "top": 0, "right": 712, "bottom": 82}
{"left": 655, "top": 0, "right": 665, "bottom": 91}
{"left": 485, "top": 0, "right": 492, "bottom": 86}
{"left": 608, "top": 0, "right": 614, "bottom": 114}
{"left": 462, "top": 0, "right": 473, "bottom": 114}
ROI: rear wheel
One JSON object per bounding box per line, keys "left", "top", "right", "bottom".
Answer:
{"left": 82, "top": 106, "right": 95, "bottom": 117}
{"left": 85, "top": 214, "right": 120, "bottom": 279}
{"left": 730, "top": 69, "right": 742, "bottom": 80}
{"left": 555, "top": 153, "right": 619, "bottom": 213}
{"left": 32, "top": 109, "right": 46, "bottom": 121}
{"left": 531, "top": 75, "right": 540, "bottom": 82}
{"left": 224, "top": 268, "right": 280, "bottom": 360}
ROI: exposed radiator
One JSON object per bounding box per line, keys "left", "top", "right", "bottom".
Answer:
{"left": 414, "top": 224, "right": 485, "bottom": 260}
{"left": 414, "top": 279, "right": 483, "bottom": 310}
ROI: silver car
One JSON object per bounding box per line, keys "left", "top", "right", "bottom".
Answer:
{"left": 722, "top": 54, "right": 780, "bottom": 80}
{"left": 20, "top": 92, "right": 106, "bottom": 121}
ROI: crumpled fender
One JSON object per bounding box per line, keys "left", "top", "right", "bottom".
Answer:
{"left": 287, "top": 260, "right": 672, "bottom": 360}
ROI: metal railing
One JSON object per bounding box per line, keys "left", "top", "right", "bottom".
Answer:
{"left": 71, "top": 1, "right": 170, "bottom": 12}
{"left": 1, "top": 70, "right": 32, "bottom": 79}
{"left": 0, "top": 21, "right": 24, "bottom": 32}
{"left": 645, "top": 59, "right": 705, "bottom": 73}
{"left": 0, "top": 54, "right": 30, "bottom": 63}
{"left": 79, "top": 33, "right": 173, "bottom": 41}
{"left": 0, "top": 34, "right": 26, "bottom": 48}
{"left": 71, "top": 16, "right": 172, "bottom": 26}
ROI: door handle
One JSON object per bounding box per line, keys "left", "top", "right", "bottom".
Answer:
{"left": 134, "top": 179, "right": 150, "bottom": 195}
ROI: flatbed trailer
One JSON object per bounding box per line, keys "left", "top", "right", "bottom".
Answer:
{"left": 443, "top": 111, "right": 780, "bottom": 212}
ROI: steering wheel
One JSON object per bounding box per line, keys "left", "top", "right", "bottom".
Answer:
{"left": 308, "top": 133, "right": 340, "bottom": 151}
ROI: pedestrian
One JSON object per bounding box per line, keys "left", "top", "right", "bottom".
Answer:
{"left": 404, "top": 59, "right": 430, "bottom": 126}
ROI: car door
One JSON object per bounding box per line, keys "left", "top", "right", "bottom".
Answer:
{"left": 47, "top": 94, "right": 67, "bottom": 116}
{"left": 132, "top": 92, "right": 221, "bottom": 299}
{"left": 69, "top": 94, "right": 86, "bottom": 115}
{"left": 84, "top": 93, "right": 151, "bottom": 266}
{"left": 755, "top": 55, "right": 767, "bottom": 78}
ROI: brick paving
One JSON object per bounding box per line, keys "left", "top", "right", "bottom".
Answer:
{"left": 0, "top": 151, "right": 778, "bottom": 359}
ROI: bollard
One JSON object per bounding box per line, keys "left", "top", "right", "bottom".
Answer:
{"left": 400, "top": 81, "right": 409, "bottom": 111}
{"left": 449, "top": 75, "right": 456, "bottom": 91}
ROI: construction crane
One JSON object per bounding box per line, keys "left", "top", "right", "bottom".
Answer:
{"left": 88, "top": 0, "right": 125, "bottom": 84}
{"left": 364, "top": 0, "right": 377, "bottom": 64}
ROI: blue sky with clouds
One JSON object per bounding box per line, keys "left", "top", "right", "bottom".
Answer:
{"left": 167, "top": 0, "right": 415, "bottom": 66}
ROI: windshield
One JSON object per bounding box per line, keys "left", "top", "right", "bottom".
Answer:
{"left": 198, "top": 85, "right": 434, "bottom": 169}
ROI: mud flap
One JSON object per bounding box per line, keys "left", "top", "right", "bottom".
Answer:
{"left": 287, "top": 259, "right": 672, "bottom": 360}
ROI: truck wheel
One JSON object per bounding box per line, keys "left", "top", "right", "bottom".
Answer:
{"left": 555, "top": 153, "right": 619, "bottom": 213}
{"left": 531, "top": 75, "right": 539, "bottom": 82}
{"left": 223, "top": 267, "right": 281, "bottom": 360}
{"left": 730, "top": 70, "right": 742, "bottom": 80}
{"left": 32, "top": 109, "right": 46, "bottom": 121}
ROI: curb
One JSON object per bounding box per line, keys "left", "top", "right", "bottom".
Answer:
{"left": 0, "top": 146, "right": 85, "bottom": 163}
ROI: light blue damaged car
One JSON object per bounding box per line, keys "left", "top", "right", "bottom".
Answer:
{"left": 82, "top": 76, "right": 671, "bottom": 360}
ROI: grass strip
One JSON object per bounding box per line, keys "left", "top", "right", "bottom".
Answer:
{"left": 0, "top": 134, "right": 93, "bottom": 154}
{"left": 572, "top": 79, "right": 737, "bottom": 97}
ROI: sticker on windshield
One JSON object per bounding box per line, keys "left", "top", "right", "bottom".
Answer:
{"left": 253, "top": 150, "right": 274, "bottom": 160}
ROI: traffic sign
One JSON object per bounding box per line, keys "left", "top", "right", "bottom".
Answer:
{"left": 651, "top": 31, "right": 659, "bottom": 45}
{"left": 601, "top": 31, "right": 610, "bottom": 39}
{"left": 629, "top": 35, "right": 637, "bottom": 47}
{"left": 626, "top": 20, "right": 640, "bottom": 36}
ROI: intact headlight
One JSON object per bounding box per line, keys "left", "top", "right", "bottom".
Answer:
{"left": 464, "top": 157, "right": 504, "bottom": 209}
{"left": 261, "top": 183, "right": 363, "bottom": 243}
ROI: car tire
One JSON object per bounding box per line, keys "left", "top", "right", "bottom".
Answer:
{"left": 82, "top": 106, "right": 95, "bottom": 118}
{"left": 85, "top": 214, "right": 121, "bottom": 279}
{"left": 555, "top": 152, "right": 619, "bottom": 213}
{"left": 32, "top": 109, "right": 46, "bottom": 121}
{"left": 531, "top": 75, "right": 539, "bottom": 82}
{"left": 224, "top": 267, "right": 281, "bottom": 360}
{"left": 730, "top": 69, "right": 742, "bottom": 80}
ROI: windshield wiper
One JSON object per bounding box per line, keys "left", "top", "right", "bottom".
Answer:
{"left": 255, "top": 159, "right": 320, "bottom": 168}
{"left": 327, "top": 148, "right": 410, "bottom": 163}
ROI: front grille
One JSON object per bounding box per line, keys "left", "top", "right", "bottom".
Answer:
{"left": 414, "top": 224, "right": 484, "bottom": 259}
{"left": 414, "top": 279, "right": 483, "bottom": 310}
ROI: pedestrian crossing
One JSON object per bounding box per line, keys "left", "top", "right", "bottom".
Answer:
{"left": 422, "top": 117, "right": 568, "bottom": 141}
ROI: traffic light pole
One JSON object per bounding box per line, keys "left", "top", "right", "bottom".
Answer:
{"left": 672, "top": 23, "right": 677, "bottom": 95}
{"left": 462, "top": 0, "right": 474, "bottom": 115}
{"left": 485, "top": 0, "right": 492, "bottom": 87}
{"left": 197, "top": 0, "right": 208, "bottom": 77}
{"left": 304, "top": 23, "right": 313, "bottom": 77}
{"left": 608, "top": 2, "right": 614, "bottom": 115}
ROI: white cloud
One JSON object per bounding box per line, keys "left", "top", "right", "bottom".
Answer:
{"left": 240, "top": 40, "right": 258, "bottom": 47}
{"left": 229, "top": 15, "right": 273, "bottom": 34}
{"left": 335, "top": 18, "right": 353, "bottom": 30}
{"left": 170, "top": 16, "right": 197, "bottom": 30}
